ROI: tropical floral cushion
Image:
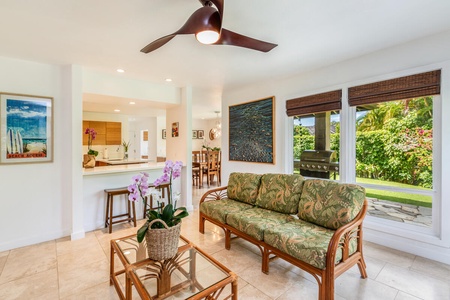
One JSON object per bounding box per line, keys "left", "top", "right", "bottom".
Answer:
{"left": 264, "top": 218, "right": 357, "bottom": 269}
{"left": 255, "top": 173, "right": 305, "bottom": 214}
{"left": 227, "top": 172, "right": 262, "bottom": 205}
{"left": 298, "top": 180, "right": 366, "bottom": 230}
{"left": 226, "top": 207, "right": 294, "bottom": 241}
{"left": 200, "top": 198, "right": 254, "bottom": 223}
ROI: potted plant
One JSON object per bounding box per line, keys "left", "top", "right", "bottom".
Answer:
{"left": 122, "top": 140, "right": 131, "bottom": 159}
{"left": 128, "top": 160, "right": 188, "bottom": 260}
{"left": 84, "top": 128, "right": 98, "bottom": 167}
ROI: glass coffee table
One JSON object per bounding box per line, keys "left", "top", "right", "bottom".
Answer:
{"left": 110, "top": 234, "right": 237, "bottom": 300}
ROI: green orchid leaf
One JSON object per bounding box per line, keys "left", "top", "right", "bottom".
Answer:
{"left": 137, "top": 223, "right": 149, "bottom": 243}
{"left": 173, "top": 209, "right": 189, "bottom": 220}
{"left": 162, "top": 204, "right": 174, "bottom": 222}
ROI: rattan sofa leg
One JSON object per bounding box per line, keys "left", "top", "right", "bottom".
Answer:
{"left": 318, "top": 280, "right": 326, "bottom": 300}
{"left": 324, "top": 270, "right": 335, "bottom": 300}
{"left": 225, "top": 229, "right": 231, "bottom": 250}
{"left": 357, "top": 258, "right": 368, "bottom": 278}
{"left": 199, "top": 215, "right": 205, "bottom": 234}
{"left": 262, "top": 248, "right": 270, "bottom": 274}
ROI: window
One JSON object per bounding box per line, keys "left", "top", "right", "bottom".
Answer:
{"left": 293, "top": 112, "right": 340, "bottom": 180}
{"left": 354, "top": 97, "right": 435, "bottom": 227}
{"left": 348, "top": 70, "right": 440, "bottom": 229}
{"left": 287, "top": 90, "right": 342, "bottom": 180}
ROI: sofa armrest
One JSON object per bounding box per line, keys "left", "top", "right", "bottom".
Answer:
{"left": 326, "top": 199, "right": 368, "bottom": 274}
{"left": 199, "top": 186, "right": 228, "bottom": 205}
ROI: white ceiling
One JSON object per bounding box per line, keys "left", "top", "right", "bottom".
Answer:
{"left": 1, "top": 0, "right": 450, "bottom": 119}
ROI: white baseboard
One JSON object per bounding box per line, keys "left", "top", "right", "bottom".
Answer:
{"left": 364, "top": 229, "right": 450, "bottom": 265}
{"left": 0, "top": 229, "right": 71, "bottom": 252}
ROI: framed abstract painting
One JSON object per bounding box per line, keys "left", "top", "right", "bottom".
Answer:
{"left": 0, "top": 93, "right": 53, "bottom": 164}
{"left": 229, "top": 96, "right": 275, "bottom": 164}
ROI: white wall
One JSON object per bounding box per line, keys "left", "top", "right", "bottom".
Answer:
{"left": 192, "top": 118, "right": 222, "bottom": 151}
{"left": 166, "top": 87, "right": 193, "bottom": 211}
{"left": 221, "top": 30, "right": 450, "bottom": 264}
{"left": 82, "top": 69, "right": 180, "bottom": 104}
{"left": 0, "top": 57, "right": 72, "bottom": 251}
{"left": 129, "top": 118, "right": 157, "bottom": 161}
{"left": 157, "top": 116, "right": 166, "bottom": 158}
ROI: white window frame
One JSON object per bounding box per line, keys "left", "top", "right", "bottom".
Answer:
{"left": 349, "top": 95, "right": 442, "bottom": 243}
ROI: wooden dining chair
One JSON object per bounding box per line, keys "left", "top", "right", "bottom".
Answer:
{"left": 192, "top": 151, "right": 201, "bottom": 187}
{"left": 204, "top": 150, "right": 221, "bottom": 187}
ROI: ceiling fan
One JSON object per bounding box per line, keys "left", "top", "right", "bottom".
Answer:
{"left": 141, "top": 0, "right": 277, "bottom": 53}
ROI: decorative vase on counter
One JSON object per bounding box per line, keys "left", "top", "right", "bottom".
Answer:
{"left": 124, "top": 152, "right": 128, "bottom": 160}
{"left": 83, "top": 154, "right": 96, "bottom": 168}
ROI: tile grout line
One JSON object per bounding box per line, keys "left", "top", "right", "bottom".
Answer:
{"left": 54, "top": 238, "right": 62, "bottom": 300}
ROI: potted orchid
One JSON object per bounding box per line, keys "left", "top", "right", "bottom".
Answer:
{"left": 128, "top": 160, "right": 188, "bottom": 244}
{"left": 85, "top": 128, "right": 98, "bottom": 156}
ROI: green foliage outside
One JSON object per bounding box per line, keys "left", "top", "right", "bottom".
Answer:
{"left": 293, "top": 97, "right": 434, "bottom": 205}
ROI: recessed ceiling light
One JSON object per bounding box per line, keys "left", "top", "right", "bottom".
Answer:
{"left": 117, "top": 69, "right": 125, "bottom": 73}
{"left": 165, "top": 78, "right": 172, "bottom": 82}
{"left": 129, "top": 101, "right": 135, "bottom": 105}
{"left": 114, "top": 109, "right": 120, "bottom": 112}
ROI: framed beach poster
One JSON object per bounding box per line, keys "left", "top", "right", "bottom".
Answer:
{"left": 229, "top": 96, "right": 275, "bottom": 164}
{"left": 0, "top": 93, "right": 53, "bottom": 164}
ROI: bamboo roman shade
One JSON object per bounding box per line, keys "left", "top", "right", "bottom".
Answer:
{"left": 348, "top": 70, "right": 441, "bottom": 106}
{"left": 286, "top": 90, "right": 342, "bottom": 117}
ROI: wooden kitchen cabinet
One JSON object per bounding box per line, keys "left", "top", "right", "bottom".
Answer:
{"left": 83, "top": 121, "right": 121, "bottom": 145}
{"left": 106, "top": 122, "right": 122, "bottom": 145}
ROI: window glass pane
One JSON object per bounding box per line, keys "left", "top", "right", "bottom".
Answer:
{"left": 355, "top": 97, "right": 434, "bottom": 227}
{"left": 293, "top": 111, "right": 340, "bottom": 180}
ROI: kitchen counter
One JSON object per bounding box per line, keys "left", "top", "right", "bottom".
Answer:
{"left": 82, "top": 162, "right": 171, "bottom": 232}
{"left": 95, "top": 158, "right": 153, "bottom": 166}
{"left": 83, "top": 161, "right": 165, "bottom": 176}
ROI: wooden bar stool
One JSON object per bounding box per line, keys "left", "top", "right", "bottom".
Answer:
{"left": 142, "top": 182, "right": 171, "bottom": 218}
{"left": 104, "top": 187, "right": 137, "bottom": 234}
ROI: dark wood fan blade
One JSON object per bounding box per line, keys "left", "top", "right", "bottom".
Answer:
{"left": 177, "top": 6, "right": 220, "bottom": 34}
{"left": 141, "top": 6, "right": 220, "bottom": 53}
{"left": 214, "top": 28, "right": 277, "bottom": 52}
{"left": 141, "top": 34, "right": 176, "bottom": 53}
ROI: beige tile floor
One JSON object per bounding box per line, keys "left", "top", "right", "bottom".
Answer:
{"left": 1, "top": 186, "right": 450, "bottom": 300}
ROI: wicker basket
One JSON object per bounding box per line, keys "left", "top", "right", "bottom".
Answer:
{"left": 145, "top": 219, "right": 181, "bottom": 260}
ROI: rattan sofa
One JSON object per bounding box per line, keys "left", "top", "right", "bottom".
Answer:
{"left": 199, "top": 172, "right": 368, "bottom": 300}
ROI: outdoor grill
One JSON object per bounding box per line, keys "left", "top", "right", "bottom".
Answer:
{"left": 297, "top": 150, "right": 339, "bottom": 179}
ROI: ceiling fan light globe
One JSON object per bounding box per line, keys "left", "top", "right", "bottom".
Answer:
{"left": 196, "top": 30, "right": 220, "bottom": 44}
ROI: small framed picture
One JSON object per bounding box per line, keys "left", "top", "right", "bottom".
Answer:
{"left": 192, "top": 130, "right": 198, "bottom": 139}
{"left": 162, "top": 129, "right": 166, "bottom": 139}
{"left": 172, "top": 122, "right": 179, "bottom": 137}
{"left": 197, "top": 130, "right": 204, "bottom": 139}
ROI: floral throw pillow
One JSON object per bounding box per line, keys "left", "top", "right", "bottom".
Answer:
{"left": 227, "top": 172, "right": 262, "bottom": 205}
{"left": 298, "top": 179, "right": 365, "bottom": 229}
{"left": 255, "top": 173, "right": 304, "bottom": 214}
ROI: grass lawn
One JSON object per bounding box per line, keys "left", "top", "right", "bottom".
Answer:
{"left": 293, "top": 171, "right": 433, "bottom": 207}
{"left": 357, "top": 177, "right": 432, "bottom": 208}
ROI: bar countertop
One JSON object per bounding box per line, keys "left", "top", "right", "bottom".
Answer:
{"left": 83, "top": 162, "right": 166, "bottom": 176}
